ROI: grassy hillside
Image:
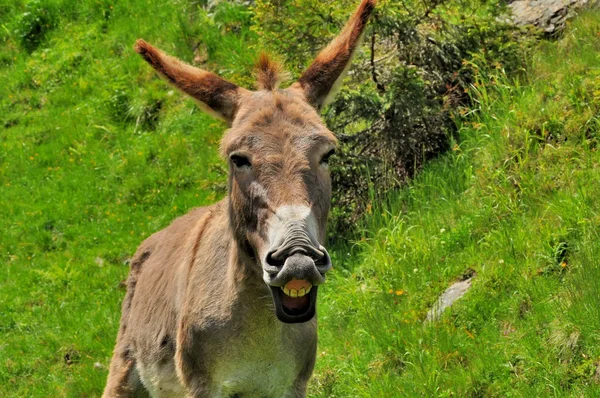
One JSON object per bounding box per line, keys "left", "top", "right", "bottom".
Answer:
{"left": 1, "top": 1, "right": 599, "bottom": 397}
{"left": 314, "top": 13, "right": 600, "bottom": 397}
{"left": 0, "top": 1, "right": 256, "bottom": 395}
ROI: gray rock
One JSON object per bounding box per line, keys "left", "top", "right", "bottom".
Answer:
{"left": 425, "top": 276, "right": 474, "bottom": 322}
{"left": 509, "top": 0, "right": 592, "bottom": 33}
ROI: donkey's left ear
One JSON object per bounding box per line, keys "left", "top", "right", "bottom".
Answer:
{"left": 134, "top": 39, "right": 245, "bottom": 123}
{"left": 291, "top": 0, "right": 376, "bottom": 111}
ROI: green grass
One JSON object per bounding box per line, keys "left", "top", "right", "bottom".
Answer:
{"left": 1, "top": 1, "right": 600, "bottom": 396}
{"left": 0, "top": 1, "right": 255, "bottom": 395}
{"left": 313, "top": 14, "right": 600, "bottom": 397}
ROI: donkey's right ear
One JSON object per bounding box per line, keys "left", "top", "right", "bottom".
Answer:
{"left": 134, "top": 39, "right": 244, "bottom": 124}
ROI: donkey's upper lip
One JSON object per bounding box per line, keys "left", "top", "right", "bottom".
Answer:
{"left": 264, "top": 253, "right": 327, "bottom": 287}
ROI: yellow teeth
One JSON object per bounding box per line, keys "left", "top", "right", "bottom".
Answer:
{"left": 281, "top": 285, "right": 312, "bottom": 298}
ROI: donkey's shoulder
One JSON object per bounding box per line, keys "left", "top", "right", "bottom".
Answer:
{"left": 129, "top": 202, "right": 222, "bottom": 276}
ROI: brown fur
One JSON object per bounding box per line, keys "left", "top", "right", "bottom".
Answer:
{"left": 134, "top": 39, "right": 245, "bottom": 122}
{"left": 104, "top": 1, "right": 375, "bottom": 396}
{"left": 255, "top": 53, "right": 288, "bottom": 91}
{"left": 295, "top": 0, "right": 376, "bottom": 110}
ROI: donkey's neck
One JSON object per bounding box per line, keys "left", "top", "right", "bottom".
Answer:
{"left": 218, "top": 199, "right": 266, "bottom": 294}
{"left": 226, "top": 238, "right": 263, "bottom": 289}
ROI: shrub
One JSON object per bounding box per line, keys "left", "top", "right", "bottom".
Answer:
{"left": 252, "top": 0, "right": 534, "bottom": 233}
{"left": 14, "top": 0, "right": 58, "bottom": 52}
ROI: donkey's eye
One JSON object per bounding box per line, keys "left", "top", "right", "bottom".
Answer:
{"left": 320, "top": 149, "right": 335, "bottom": 165}
{"left": 230, "top": 154, "right": 252, "bottom": 169}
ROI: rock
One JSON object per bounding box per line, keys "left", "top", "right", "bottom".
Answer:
{"left": 594, "top": 362, "right": 600, "bottom": 383}
{"left": 509, "top": 0, "right": 592, "bottom": 34}
{"left": 207, "top": 0, "right": 254, "bottom": 7}
{"left": 425, "top": 276, "right": 475, "bottom": 322}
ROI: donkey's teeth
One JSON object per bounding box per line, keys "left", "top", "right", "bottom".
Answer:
{"left": 281, "top": 281, "right": 312, "bottom": 298}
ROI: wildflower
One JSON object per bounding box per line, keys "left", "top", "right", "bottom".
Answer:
{"left": 465, "top": 328, "right": 475, "bottom": 339}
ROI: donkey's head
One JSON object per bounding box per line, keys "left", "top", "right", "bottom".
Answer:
{"left": 134, "top": 0, "right": 376, "bottom": 323}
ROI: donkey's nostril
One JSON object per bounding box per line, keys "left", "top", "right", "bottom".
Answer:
{"left": 266, "top": 251, "right": 286, "bottom": 268}
{"left": 311, "top": 250, "right": 327, "bottom": 265}
{"left": 314, "top": 255, "right": 327, "bottom": 266}
{"left": 313, "top": 246, "right": 332, "bottom": 271}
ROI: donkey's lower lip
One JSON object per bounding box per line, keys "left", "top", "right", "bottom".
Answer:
{"left": 270, "top": 285, "right": 318, "bottom": 323}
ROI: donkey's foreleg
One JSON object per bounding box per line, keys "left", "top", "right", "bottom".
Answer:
{"left": 103, "top": 347, "right": 149, "bottom": 398}
{"left": 174, "top": 321, "right": 212, "bottom": 398}
{"left": 288, "top": 353, "right": 316, "bottom": 398}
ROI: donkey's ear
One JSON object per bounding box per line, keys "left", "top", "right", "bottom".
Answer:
{"left": 134, "top": 39, "right": 243, "bottom": 123}
{"left": 292, "top": 0, "right": 376, "bottom": 111}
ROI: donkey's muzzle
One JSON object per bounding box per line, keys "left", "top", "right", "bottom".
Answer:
{"left": 263, "top": 249, "right": 332, "bottom": 323}
{"left": 264, "top": 250, "right": 331, "bottom": 287}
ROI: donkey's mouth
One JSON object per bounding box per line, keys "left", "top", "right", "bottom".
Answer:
{"left": 270, "top": 280, "right": 318, "bottom": 323}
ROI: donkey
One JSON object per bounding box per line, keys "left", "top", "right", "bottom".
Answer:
{"left": 103, "top": 1, "right": 376, "bottom": 396}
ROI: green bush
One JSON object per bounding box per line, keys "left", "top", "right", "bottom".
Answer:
{"left": 14, "top": 0, "right": 58, "bottom": 52}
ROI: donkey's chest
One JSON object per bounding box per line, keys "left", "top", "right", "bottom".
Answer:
{"left": 207, "top": 319, "right": 315, "bottom": 397}
{"left": 212, "top": 351, "right": 296, "bottom": 397}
